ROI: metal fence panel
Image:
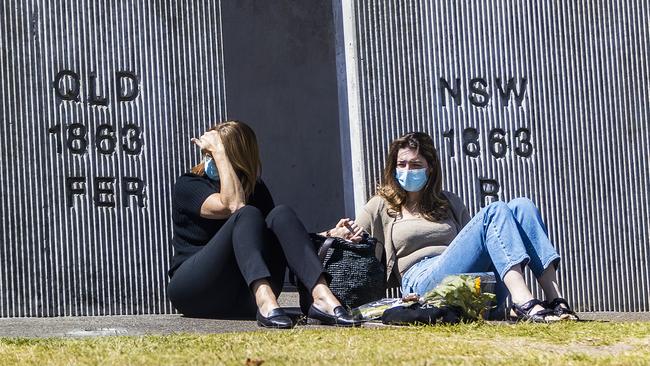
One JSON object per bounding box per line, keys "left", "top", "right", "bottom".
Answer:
{"left": 341, "top": 0, "right": 650, "bottom": 311}
{"left": 0, "top": 0, "right": 227, "bottom": 317}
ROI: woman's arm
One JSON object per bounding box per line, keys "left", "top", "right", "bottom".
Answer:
{"left": 321, "top": 196, "right": 381, "bottom": 243}
{"left": 191, "top": 131, "right": 246, "bottom": 219}
{"left": 352, "top": 197, "right": 386, "bottom": 260}
{"left": 443, "top": 191, "right": 471, "bottom": 229}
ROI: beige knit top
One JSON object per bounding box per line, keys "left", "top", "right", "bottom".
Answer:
{"left": 391, "top": 216, "right": 458, "bottom": 276}
{"left": 355, "top": 191, "right": 471, "bottom": 284}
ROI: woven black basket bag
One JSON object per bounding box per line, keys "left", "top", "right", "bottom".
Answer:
{"left": 297, "top": 233, "right": 386, "bottom": 311}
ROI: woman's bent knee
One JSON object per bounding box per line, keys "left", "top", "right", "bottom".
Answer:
{"left": 507, "top": 197, "right": 538, "bottom": 215}
{"left": 231, "top": 205, "right": 264, "bottom": 225}
{"left": 236, "top": 205, "right": 263, "bottom": 217}
{"left": 266, "top": 204, "right": 299, "bottom": 226}
{"left": 269, "top": 204, "right": 296, "bottom": 218}
{"left": 485, "top": 201, "right": 511, "bottom": 216}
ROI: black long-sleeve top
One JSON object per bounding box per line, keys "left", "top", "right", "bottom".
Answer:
{"left": 168, "top": 173, "right": 275, "bottom": 277}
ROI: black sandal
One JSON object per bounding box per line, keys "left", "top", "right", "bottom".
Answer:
{"left": 509, "top": 299, "right": 557, "bottom": 323}
{"left": 546, "top": 298, "right": 579, "bottom": 320}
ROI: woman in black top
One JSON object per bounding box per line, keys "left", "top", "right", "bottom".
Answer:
{"left": 167, "top": 121, "right": 359, "bottom": 328}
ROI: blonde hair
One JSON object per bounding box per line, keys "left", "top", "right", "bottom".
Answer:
{"left": 191, "top": 120, "right": 261, "bottom": 199}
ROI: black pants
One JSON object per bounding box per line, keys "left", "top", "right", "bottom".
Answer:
{"left": 167, "top": 205, "right": 325, "bottom": 318}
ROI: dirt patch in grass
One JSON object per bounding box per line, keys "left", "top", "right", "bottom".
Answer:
{"left": 480, "top": 338, "right": 637, "bottom": 357}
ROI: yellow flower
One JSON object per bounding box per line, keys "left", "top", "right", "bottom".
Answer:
{"left": 474, "top": 277, "right": 481, "bottom": 295}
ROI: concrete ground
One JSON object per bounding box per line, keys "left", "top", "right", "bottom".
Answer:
{"left": 1, "top": 292, "right": 649, "bottom": 338}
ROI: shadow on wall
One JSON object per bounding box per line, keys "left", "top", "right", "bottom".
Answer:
{"left": 221, "top": 0, "right": 346, "bottom": 232}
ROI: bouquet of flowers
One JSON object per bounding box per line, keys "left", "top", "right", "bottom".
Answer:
{"left": 419, "top": 274, "right": 496, "bottom": 320}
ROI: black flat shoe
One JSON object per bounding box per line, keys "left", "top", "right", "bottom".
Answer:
{"left": 546, "top": 298, "right": 579, "bottom": 321}
{"left": 307, "top": 305, "right": 362, "bottom": 327}
{"left": 509, "top": 299, "right": 558, "bottom": 323}
{"left": 256, "top": 308, "right": 294, "bottom": 329}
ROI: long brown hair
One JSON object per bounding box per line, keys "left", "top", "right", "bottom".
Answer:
{"left": 376, "top": 132, "right": 449, "bottom": 221}
{"left": 191, "top": 120, "right": 261, "bottom": 199}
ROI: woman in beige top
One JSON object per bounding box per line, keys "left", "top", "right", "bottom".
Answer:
{"left": 324, "top": 132, "right": 577, "bottom": 322}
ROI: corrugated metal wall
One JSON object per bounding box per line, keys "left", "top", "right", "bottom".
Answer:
{"left": 2, "top": 0, "right": 648, "bottom": 317}
{"left": 0, "top": 0, "right": 227, "bottom": 317}
{"left": 342, "top": 0, "right": 649, "bottom": 311}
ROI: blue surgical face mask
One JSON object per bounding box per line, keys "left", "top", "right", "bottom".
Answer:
{"left": 204, "top": 156, "right": 220, "bottom": 181}
{"left": 394, "top": 168, "right": 428, "bottom": 192}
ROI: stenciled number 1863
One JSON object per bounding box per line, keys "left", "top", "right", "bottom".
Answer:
{"left": 48, "top": 123, "right": 143, "bottom": 156}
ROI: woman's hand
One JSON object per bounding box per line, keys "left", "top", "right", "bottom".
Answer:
{"left": 325, "top": 218, "right": 365, "bottom": 242}
{"left": 191, "top": 131, "right": 225, "bottom": 157}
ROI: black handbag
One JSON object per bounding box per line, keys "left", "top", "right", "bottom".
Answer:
{"left": 298, "top": 233, "right": 386, "bottom": 311}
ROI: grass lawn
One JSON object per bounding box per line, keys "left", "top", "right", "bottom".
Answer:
{"left": 2, "top": 321, "right": 650, "bottom": 365}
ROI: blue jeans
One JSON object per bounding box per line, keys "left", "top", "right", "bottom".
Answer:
{"left": 401, "top": 198, "right": 561, "bottom": 302}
